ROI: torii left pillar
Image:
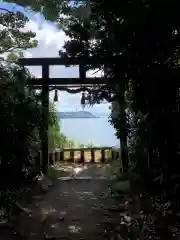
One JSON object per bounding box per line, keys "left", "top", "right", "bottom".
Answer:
{"left": 41, "top": 64, "right": 49, "bottom": 172}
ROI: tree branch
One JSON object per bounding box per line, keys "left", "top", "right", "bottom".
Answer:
{"left": 0, "top": 47, "right": 21, "bottom": 54}
{"left": 49, "top": 86, "right": 115, "bottom": 101}
{"left": 0, "top": 7, "right": 14, "bottom": 14}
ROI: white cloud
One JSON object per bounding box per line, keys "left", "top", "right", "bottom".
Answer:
{"left": 24, "top": 18, "right": 110, "bottom": 113}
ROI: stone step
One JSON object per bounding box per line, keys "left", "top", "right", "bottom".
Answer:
{"left": 57, "top": 176, "right": 107, "bottom": 180}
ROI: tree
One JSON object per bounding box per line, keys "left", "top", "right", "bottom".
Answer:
{"left": 0, "top": 10, "right": 38, "bottom": 54}
{"left": 57, "top": 0, "right": 180, "bottom": 183}
{"left": 4, "top": 0, "right": 69, "bottom": 21}
{"left": 3, "top": 0, "right": 93, "bottom": 27}
{"left": 57, "top": 0, "right": 130, "bottom": 168}
{"left": 48, "top": 102, "right": 75, "bottom": 149}
{"left": 8, "top": 0, "right": 180, "bottom": 237}
{"left": 6, "top": 0, "right": 180, "bottom": 184}
{"left": 0, "top": 9, "right": 73, "bottom": 188}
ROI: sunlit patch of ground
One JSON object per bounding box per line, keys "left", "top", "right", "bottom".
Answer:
{"left": 4, "top": 157, "right": 135, "bottom": 240}
{"left": 68, "top": 224, "right": 82, "bottom": 233}
{"left": 47, "top": 162, "right": 113, "bottom": 180}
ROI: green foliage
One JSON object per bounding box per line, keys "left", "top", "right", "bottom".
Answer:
{"left": 47, "top": 166, "right": 59, "bottom": 180}
{"left": 6, "top": 0, "right": 180, "bottom": 237}
{"left": 0, "top": 9, "right": 74, "bottom": 190}
{"left": 4, "top": 0, "right": 92, "bottom": 23}
{"left": 48, "top": 102, "right": 75, "bottom": 149}
{"left": 78, "top": 143, "right": 94, "bottom": 148}
{"left": 4, "top": 0, "right": 70, "bottom": 21}
{"left": 58, "top": 0, "right": 130, "bottom": 167}
{"left": 0, "top": 63, "right": 41, "bottom": 188}
{"left": 0, "top": 11, "right": 37, "bottom": 54}
{"left": 0, "top": 10, "right": 41, "bottom": 189}
{"left": 57, "top": 0, "right": 180, "bottom": 198}
{"left": 48, "top": 122, "right": 75, "bottom": 149}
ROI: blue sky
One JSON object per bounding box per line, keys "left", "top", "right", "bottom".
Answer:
{"left": 0, "top": 2, "right": 110, "bottom": 113}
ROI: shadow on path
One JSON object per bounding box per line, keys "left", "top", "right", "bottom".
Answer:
{"left": 15, "top": 164, "right": 123, "bottom": 240}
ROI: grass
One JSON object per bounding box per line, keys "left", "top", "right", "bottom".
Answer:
{"left": 47, "top": 166, "right": 60, "bottom": 180}
{"left": 47, "top": 163, "right": 75, "bottom": 180}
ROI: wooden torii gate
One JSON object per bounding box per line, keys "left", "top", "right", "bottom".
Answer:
{"left": 19, "top": 57, "right": 115, "bottom": 172}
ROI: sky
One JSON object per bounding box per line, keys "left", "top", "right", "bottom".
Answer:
{"left": 0, "top": 2, "right": 110, "bottom": 113}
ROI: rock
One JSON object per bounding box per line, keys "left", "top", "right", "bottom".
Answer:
{"left": 75, "top": 204, "right": 83, "bottom": 208}
{"left": 123, "top": 215, "right": 131, "bottom": 223}
{"left": 32, "top": 195, "right": 43, "bottom": 200}
{"left": 30, "top": 175, "right": 52, "bottom": 195}
{"left": 107, "top": 204, "right": 127, "bottom": 212}
{"left": 100, "top": 217, "right": 115, "bottom": 224}
{"left": 59, "top": 216, "right": 64, "bottom": 221}
{"left": 71, "top": 216, "right": 80, "bottom": 221}
{"left": 112, "top": 180, "right": 131, "bottom": 192}
{"left": 44, "top": 233, "right": 56, "bottom": 240}
{"left": 41, "top": 185, "right": 49, "bottom": 193}
{"left": 58, "top": 211, "right": 66, "bottom": 221}
{"left": 96, "top": 223, "right": 101, "bottom": 226}
{"left": 118, "top": 203, "right": 128, "bottom": 211}
{"left": 30, "top": 232, "right": 36, "bottom": 236}
{"left": 15, "top": 202, "right": 32, "bottom": 215}
{"left": 125, "top": 197, "right": 133, "bottom": 203}
{"left": 40, "top": 212, "right": 49, "bottom": 223}
{"left": 74, "top": 176, "right": 92, "bottom": 180}
{"left": 117, "top": 234, "right": 126, "bottom": 240}
{"left": 116, "top": 224, "right": 128, "bottom": 237}
{"left": 58, "top": 177, "right": 72, "bottom": 180}
{"left": 131, "top": 213, "right": 142, "bottom": 220}
{"left": 115, "top": 226, "right": 121, "bottom": 233}
{"left": 119, "top": 212, "right": 129, "bottom": 218}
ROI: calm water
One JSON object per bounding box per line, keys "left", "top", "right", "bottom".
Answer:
{"left": 60, "top": 117, "right": 119, "bottom": 147}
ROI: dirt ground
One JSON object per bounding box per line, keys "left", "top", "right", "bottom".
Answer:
{"left": 1, "top": 164, "right": 127, "bottom": 240}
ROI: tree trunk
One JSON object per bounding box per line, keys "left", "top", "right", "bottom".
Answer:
{"left": 117, "top": 87, "right": 128, "bottom": 172}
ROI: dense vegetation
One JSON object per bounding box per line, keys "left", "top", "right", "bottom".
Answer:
{"left": 2, "top": 0, "right": 180, "bottom": 238}
{"left": 56, "top": 0, "right": 180, "bottom": 180}
{"left": 0, "top": 10, "right": 40, "bottom": 188}
{"left": 2, "top": 0, "right": 180, "bottom": 184}
{"left": 0, "top": 8, "right": 74, "bottom": 190}
{"left": 49, "top": 103, "right": 75, "bottom": 149}
{"left": 47, "top": 1, "right": 180, "bottom": 238}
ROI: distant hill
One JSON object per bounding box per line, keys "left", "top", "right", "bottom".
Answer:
{"left": 58, "top": 111, "right": 99, "bottom": 119}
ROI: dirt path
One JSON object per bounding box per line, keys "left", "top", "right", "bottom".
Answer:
{"left": 16, "top": 165, "right": 124, "bottom": 240}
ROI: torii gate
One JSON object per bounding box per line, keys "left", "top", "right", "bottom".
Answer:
{"left": 19, "top": 56, "right": 116, "bottom": 172}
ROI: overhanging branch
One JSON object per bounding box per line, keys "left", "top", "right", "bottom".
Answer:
{"left": 48, "top": 86, "right": 116, "bottom": 102}
{"left": 0, "top": 8, "right": 14, "bottom": 14}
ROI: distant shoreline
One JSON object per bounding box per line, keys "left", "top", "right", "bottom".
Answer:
{"left": 60, "top": 116, "right": 100, "bottom": 119}
{"left": 58, "top": 111, "right": 100, "bottom": 119}
{"left": 59, "top": 113, "right": 118, "bottom": 147}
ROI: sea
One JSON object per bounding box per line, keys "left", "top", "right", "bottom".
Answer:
{"left": 60, "top": 116, "right": 119, "bottom": 147}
